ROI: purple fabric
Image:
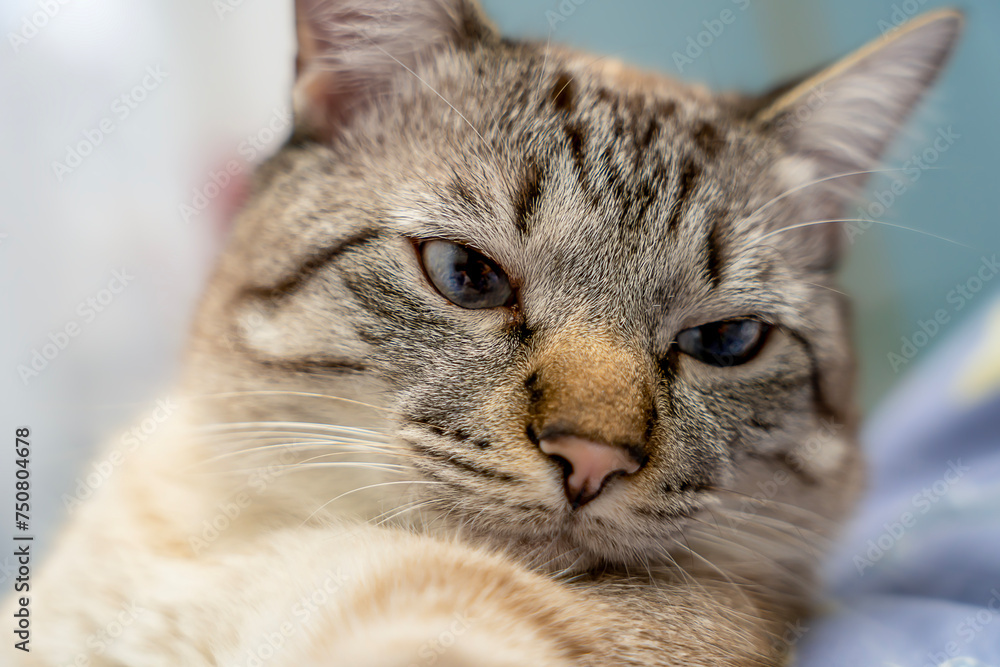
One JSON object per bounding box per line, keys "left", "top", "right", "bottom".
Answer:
{"left": 797, "top": 292, "right": 1000, "bottom": 667}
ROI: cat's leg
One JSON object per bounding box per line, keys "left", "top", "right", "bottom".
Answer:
{"left": 23, "top": 505, "right": 778, "bottom": 667}
{"left": 290, "top": 530, "right": 783, "bottom": 667}
{"left": 23, "top": 522, "right": 585, "bottom": 667}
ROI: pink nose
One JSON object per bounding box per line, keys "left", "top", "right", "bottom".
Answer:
{"left": 539, "top": 435, "right": 642, "bottom": 508}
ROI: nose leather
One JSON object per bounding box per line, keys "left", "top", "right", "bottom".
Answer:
{"left": 539, "top": 435, "right": 641, "bottom": 508}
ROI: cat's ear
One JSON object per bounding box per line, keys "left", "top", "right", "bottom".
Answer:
{"left": 753, "top": 9, "right": 963, "bottom": 188}
{"left": 293, "top": 0, "right": 494, "bottom": 143}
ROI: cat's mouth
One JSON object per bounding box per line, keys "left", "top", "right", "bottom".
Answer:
{"left": 499, "top": 507, "right": 702, "bottom": 572}
{"left": 398, "top": 420, "right": 711, "bottom": 567}
{"left": 428, "top": 477, "right": 707, "bottom": 571}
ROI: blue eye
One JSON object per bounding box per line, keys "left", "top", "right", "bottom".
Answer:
{"left": 676, "top": 319, "right": 770, "bottom": 367}
{"left": 419, "top": 240, "right": 514, "bottom": 309}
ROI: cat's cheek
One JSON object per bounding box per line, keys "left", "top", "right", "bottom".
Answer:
{"left": 787, "top": 429, "right": 853, "bottom": 479}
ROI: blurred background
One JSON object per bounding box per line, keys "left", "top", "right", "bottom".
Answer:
{"left": 1, "top": 0, "right": 997, "bottom": 588}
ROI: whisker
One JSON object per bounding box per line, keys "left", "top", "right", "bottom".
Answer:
{"left": 802, "top": 281, "right": 848, "bottom": 296}
{"left": 534, "top": 30, "right": 554, "bottom": 98}
{"left": 649, "top": 530, "right": 724, "bottom": 602}
{"left": 548, "top": 549, "right": 589, "bottom": 580}
{"left": 706, "top": 487, "right": 838, "bottom": 527}
{"left": 192, "top": 420, "right": 391, "bottom": 438}
{"left": 684, "top": 524, "right": 816, "bottom": 590}
{"left": 373, "top": 499, "right": 439, "bottom": 527}
{"left": 196, "top": 435, "right": 398, "bottom": 451}
{"left": 188, "top": 398, "right": 465, "bottom": 443}
{"left": 748, "top": 218, "right": 972, "bottom": 250}
{"left": 294, "top": 450, "right": 409, "bottom": 467}
{"left": 709, "top": 504, "right": 831, "bottom": 538}
{"left": 652, "top": 540, "right": 764, "bottom": 626}
{"left": 189, "top": 432, "right": 405, "bottom": 452}
{"left": 194, "top": 441, "right": 414, "bottom": 467}
{"left": 184, "top": 391, "right": 394, "bottom": 415}
{"left": 528, "top": 545, "right": 581, "bottom": 575}
{"left": 641, "top": 553, "right": 659, "bottom": 590}
{"left": 670, "top": 532, "right": 758, "bottom": 606}
{"left": 300, "top": 480, "right": 444, "bottom": 526}
{"left": 203, "top": 461, "right": 410, "bottom": 477}
{"left": 744, "top": 167, "right": 945, "bottom": 221}
{"left": 363, "top": 41, "right": 500, "bottom": 165}
{"left": 188, "top": 395, "right": 491, "bottom": 450}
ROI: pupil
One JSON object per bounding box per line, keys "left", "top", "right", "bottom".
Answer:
{"left": 716, "top": 322, "right": 753, "bottom": 354}
{"left": 456, "top": 257, "right": 492, "bottom": 294}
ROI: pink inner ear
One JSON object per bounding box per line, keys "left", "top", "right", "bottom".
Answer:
{"left": 291, "top": 0, "right": 491, "bottom": 145}
{"left": 295, "top": 70, "right": 356, "bottom": 145}
{"left": 211, "top": 156, "right": 252, "bottom": 243}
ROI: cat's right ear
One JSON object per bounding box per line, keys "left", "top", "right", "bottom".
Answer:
{"left": 752, "top": 9, "right": 963, "bottom": 192}
{"left": 293, "top": 0, "right": 494, "bottom": 144}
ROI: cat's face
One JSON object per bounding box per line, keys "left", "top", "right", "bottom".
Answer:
{"left": 185, "top": 1, "right": 959, "bottom": 571}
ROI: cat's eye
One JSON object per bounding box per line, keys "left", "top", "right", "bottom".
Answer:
{"left": 675, "top": 319, "right": 770, "bottom": 367}
{"left": 419, "top": 240, "right": 514, "bottom": 309}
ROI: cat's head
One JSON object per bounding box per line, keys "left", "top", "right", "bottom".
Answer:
{"left": 185, "top": 1, "right": 961, "bottom": 573}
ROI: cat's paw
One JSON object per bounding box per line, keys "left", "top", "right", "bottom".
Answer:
{"left": 307, "top": 613, "right": 578, "bottom": 667}
{"left": 295, "top": 537, "right": 592, "bottom": 666}
{"left": 320, "top": 616, "right": 576, "bottom": 667}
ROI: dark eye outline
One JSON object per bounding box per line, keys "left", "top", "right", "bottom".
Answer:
{"left": 413, "top": 239, "right": 516, "bottom": 310}
{"left": 674, "top": 318, "right": 772, "bottom": 367}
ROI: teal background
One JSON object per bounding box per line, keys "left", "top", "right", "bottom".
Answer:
{"left": 482, "top": 0, "right": 1000, "bottom": 408}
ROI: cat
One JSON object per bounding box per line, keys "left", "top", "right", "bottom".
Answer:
{"left": 17, "top": 2, "right": 962, "bottom": 665}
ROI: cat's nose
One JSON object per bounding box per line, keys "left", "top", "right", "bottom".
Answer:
{"left": 539, "top": 435, "right": 642, "bottom": 508}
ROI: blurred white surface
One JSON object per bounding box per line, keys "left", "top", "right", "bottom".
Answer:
{"left": 1, "top": 0, "right": 295, "bottom": 555}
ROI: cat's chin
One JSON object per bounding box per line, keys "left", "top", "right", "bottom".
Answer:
{"left": 437, "top": 501, "right": 700, "bottom": 575}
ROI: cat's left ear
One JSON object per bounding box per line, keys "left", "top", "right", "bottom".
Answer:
{"left": 293, "top": 0, "right": 494, "bottom": 143}
{"left": 753, "top": 9, "right": 963, "bottom": 190}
